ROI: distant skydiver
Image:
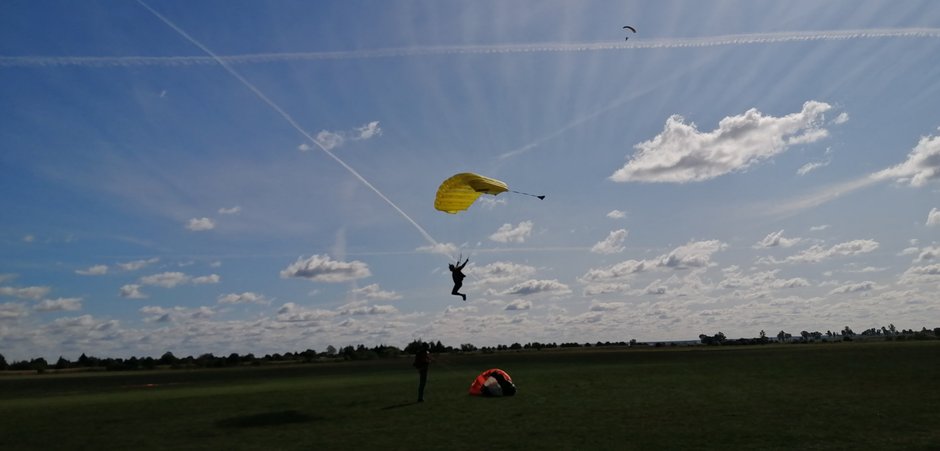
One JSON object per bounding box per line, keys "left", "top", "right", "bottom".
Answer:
{"left": 449, "top": 255, "right": 469, "bottom": 301}
{"left": 623, "top": 25, "right": 636, "bottom": 40}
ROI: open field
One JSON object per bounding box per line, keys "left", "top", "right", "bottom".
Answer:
{"left": 1, "top": 341, "right": 939, "bottom": 450}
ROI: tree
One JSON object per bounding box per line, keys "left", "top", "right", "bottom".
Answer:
{"left": 31, "top": 357, "right": 48, "bottom": 373}
{"left": 326, "top": 345, "right": 337, "bottom": 356}
{"left": 0, "top": 353, "right": 7, "bottom": 370}
{"left": 159, "top": 351, "right": 178, "bottom": 366}
{"left": 55, "top": 356, "right": 70, "bottom": 370}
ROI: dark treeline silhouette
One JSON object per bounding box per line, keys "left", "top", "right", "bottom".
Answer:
{"left": 2, "top": 325, "right": 938, "bottom": 374}
{"left": 699, "top": 325, "right": 940, "bottom": 346}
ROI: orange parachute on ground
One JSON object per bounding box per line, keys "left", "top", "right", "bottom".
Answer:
{"left": 468, "top": 368, "right": 516, "bottom": 396}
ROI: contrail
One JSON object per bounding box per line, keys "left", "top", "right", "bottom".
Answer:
{"left": 135, "top": 1, "right": 444, "bottom": 252}
{"left": 764, "top": 174, "right": 882, "bottom": 218}
{"left": 3, "top": 28, "right": 939, "bottom": 68}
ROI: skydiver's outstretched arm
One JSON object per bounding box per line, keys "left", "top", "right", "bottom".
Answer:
{"left": 457, "top": 258, "right": 469, "bottom": 270}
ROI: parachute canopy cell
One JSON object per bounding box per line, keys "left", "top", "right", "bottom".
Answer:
{"left": 434, "top": 172, "right": 509, "bottom": 214}
{"left": 469, "top": 368, "right": 516, "bottom": 397}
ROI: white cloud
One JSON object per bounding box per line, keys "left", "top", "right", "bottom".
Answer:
{"left": 503, "top": 279, "right": 571, "bottom": 296}
{"left": 314, "top": 130, "right": 345, "bottom": 150}
{"left": 610, "top": 101, "right": 835, "bottom": 183}
{"left": 0, "top": 285, "right": 50, "bottom": 300}
{"left": 280, "top": 254, "right": 371, "bottom": 282}
{"left": 828, "top": 281, "right": 875, "bottom": 295}
{"left": 580, "top": 259, "right": 648, "bottom": 283}
{"left": 644, "top": 280, "right": 667, "bottom": 295}
{"left": 927, "top": 208, "right": 940, "bottom": 226}
{"left": 810, "top": 224, "right": 830, "bottom": 231}
{"left": 797, "top": 159, "right": 831, "bottom": 175}
{"left": 0, "top": 302, "right": 28, "bottom": 320}
{"left": 914, "top": 245, "right": 940, "bottom": 263}
{"left": 873, "top": 131, "right": 940, "bottom": 186}
{"left": 338, "top": 302, "right": 398, "bottom": 315}
{"left": 899, "top": 264, "right": 940, "bottom": 284}
{"left": 655, "top": 240, "right": 726, "bottom": 269}
{"left": 589, "top": 301, "right": 625, "bottom": 311}
{"left": 76, "top": 265, "right": 108, "bottom": 276}
{"left": 218, "top": 206, "right": 241, "bottom": 215}
{"left": 139, "top": 272, "right": 191, "bottom": 288}
{"left": 35, "top": 297, "right": 83, "bottom": 312}
{"left": 471, "top": 261, "right": 536, "bottom": 285}
{"left": 719, "top": 269, "right": 809, "bottom": 291}
{"left": 192, "top": 274, "right": 221, "bottom": 284}
{"left": 186, "top": 217, "right": 215, "bottom": 231}
{"left": 582, "top": 283, "right": 631, "bottom": 296}
{"left": 119, "top": 284, "right": 147, "bottom": 299}
{"left": 504, "top": 299, "right": 532, "bottom": 311}
{"left": 780, "top": 239, "right": 879, "bottom": 264}
{"left": 476, "top": 197, "right": 508, "bottom": 209}
{"left": 218, "top": 292, "right": 271, "bottom": 305}
{"left": 352, "top": 283, "right": 402, "bottom": 301}
{"left": 489, "top": 221, "right": 533, "bottom": 243}
{"left": 832, "top": 112, "right": 849, "bottom": 124}
{"left": 140, "top": 305, "right": 215, "bottom": 323}
{"left": 353, "top": 121, "right": 382, "bottom": 140}
{"left": 606, "top": 209, "right": 627, "bottom": 219}
{"left": 754, "top": 230, "right": 801, "bottom": 248}
{"left": 308, "top": 121, "right": 382, "bottom": 152}
{"left": 117, "top": 258, "right": 159, "bottom": 271}
{"left": 416, "top": 242, "right": 458, "bottom": 256}
{"left": 276, "top": 303, "right": 336, "bottom": 322}
{"left": 591, "top": 229, "right": 628, "bottom": 254}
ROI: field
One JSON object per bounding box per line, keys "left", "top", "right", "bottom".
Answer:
{"left": 1, "top": 341, "right": 938, "bottom": 450}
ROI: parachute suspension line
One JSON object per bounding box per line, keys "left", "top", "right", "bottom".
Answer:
{"left": 138, "top": 0, "right": 444, "bottom": 251}
{"left": 510, "top": 190, "right": 546, "bottom": 200}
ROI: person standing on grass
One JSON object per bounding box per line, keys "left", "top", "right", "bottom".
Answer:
{"left": 413, "top": 342, "right": 432, "bottom": 402}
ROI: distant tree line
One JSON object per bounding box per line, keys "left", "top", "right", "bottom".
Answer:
{"left": 699, "top": 325, "right": 940, "bottom": 346}
{"left": 2, "top": 324, "right": 938, "bottom": 374}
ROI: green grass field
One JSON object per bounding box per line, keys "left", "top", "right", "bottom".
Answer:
{"left": 1, "top": 341, "right": 938, "bottom": 450}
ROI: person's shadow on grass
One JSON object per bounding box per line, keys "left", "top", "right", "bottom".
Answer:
{"left": 379, "top": 401, "right": 420, "bottom": 410}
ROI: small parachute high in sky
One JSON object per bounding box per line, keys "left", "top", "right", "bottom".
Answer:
{"left": 623, "top": 25, "right": 637, "bottom": 40}
{"left": 434, "top": 172, "right": 543, "bottom": 214}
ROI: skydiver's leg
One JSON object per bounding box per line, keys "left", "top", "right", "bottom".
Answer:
{"left": 452, "top": 282, "right": 466, "bottom": 301}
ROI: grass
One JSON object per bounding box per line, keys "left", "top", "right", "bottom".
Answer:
{"left": 1, "top": 341, "right": 939, "bottom": 450}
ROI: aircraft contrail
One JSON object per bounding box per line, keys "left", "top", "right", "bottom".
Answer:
{"left": 135, "top": 1, "right": 445, "bottom": 253}
{"left": 3, "top": 28, "right": 938, "bottom": 68}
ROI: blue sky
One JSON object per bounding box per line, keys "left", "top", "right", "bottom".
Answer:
{"left": 2, "top": 1, "right": 939, "bottom": 360}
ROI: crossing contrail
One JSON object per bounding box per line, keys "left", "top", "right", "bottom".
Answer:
{"left": 134, "top": 0, "right": 444, "bottom": 253}
{"left": 3, "top": 28, "right": 938, "bottom": 68}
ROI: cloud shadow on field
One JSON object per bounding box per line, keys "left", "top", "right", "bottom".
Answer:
{"left": 216, "top": 410, "right": 319, "bottom": 428}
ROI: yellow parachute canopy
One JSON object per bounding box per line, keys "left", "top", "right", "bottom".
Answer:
{"left": 434, "top": 173, "right": 509, "bottom": 214}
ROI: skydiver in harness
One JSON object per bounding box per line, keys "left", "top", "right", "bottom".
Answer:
{"left": 449, "top": 254, "right": 469, "bottom": 301}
